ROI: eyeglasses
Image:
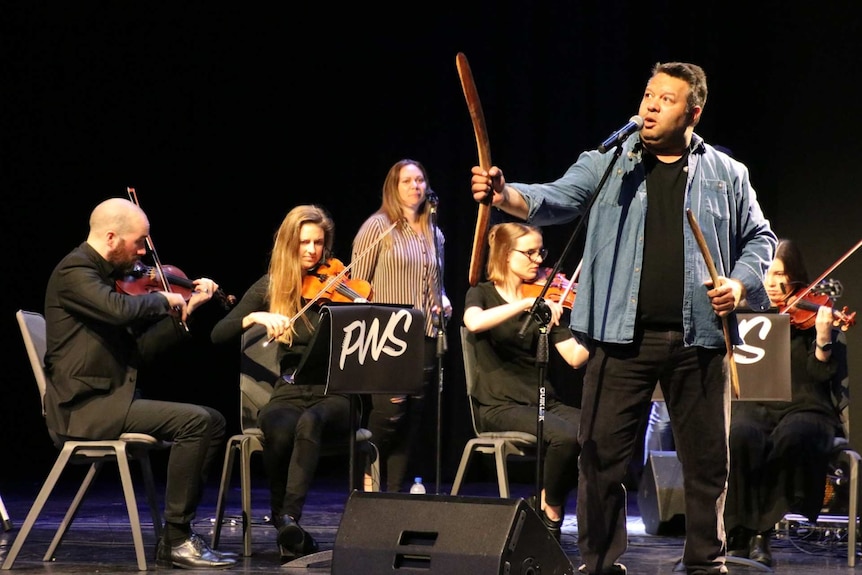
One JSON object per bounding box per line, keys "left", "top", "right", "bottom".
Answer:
{"left": 511, "top": 247, "right": 548, "bottom": 262}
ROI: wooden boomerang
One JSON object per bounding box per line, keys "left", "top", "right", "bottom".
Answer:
{"left": 686, "top": 209, "right": 740, "bottom": 399}
{"left": 456, "top": 52, "right": 492, "bottom": 287}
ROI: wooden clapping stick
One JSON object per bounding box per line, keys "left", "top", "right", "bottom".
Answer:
{"left": 456, "top": 52, "right": 493, "bottom": 287}
{"left": 686, "top": 209, "right": 740, "bottom": 399}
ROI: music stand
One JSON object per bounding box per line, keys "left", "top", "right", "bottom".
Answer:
{"left": 652, "top": 312, "right": 791, "bottom": 402}
{"left": 283, "top": 303, "right": 425, "bottom": 569}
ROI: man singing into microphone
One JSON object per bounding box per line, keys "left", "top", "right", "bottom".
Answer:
{"left": 469, "top": 62, "right": 776, "bottom": 575}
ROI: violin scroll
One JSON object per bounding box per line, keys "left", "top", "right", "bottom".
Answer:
{"left": 812, "top": 278, "right": 844, "bottom": 299}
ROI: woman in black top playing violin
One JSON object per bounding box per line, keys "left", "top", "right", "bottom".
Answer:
{"left": 726, "top": 238, "right": 848, "bottom": 567}
{"left": 463, "top": 222, "right": 589, "bottom": 542}
{"left": 211, "top": 204, "right": 357, "bottom": 561}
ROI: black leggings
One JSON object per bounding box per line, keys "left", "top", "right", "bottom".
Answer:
{"left": 258, "top": 390, "right": 352, "bottom": 521}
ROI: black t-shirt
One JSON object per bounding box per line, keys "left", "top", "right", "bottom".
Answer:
{"left": 638, "top": 152, "right": 688, "bottom": 329}
{"left": 464, "top": 282, "right": 573, "bottom": 407}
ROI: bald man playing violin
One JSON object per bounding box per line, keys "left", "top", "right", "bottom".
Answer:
{"left": 44, "top": 197, "right": 236, "bottom": 570}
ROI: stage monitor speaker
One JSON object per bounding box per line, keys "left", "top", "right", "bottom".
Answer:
{"left": 637, "top": 450, "right": 686, "bottom": 536}
{"left": 332, "top": 491, "right": 575, "bottom": 575}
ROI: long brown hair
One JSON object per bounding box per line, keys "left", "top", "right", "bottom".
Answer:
{"left": 267, "top": 205, "right": 334, "bottom": 344}
{"left": 774, "top": 238, "right": 810, "bottom": 295}
{"left": 377, "top": 159, "right": 435, "bottom": 243}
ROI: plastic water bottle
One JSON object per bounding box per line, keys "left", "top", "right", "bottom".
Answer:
{"left": 409, "top": 476, "right": 426, "bottom": 494}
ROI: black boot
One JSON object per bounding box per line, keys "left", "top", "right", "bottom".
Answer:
{"left": 540, "top": 509, "right": 563, "bottom": 542}
{"left": 749, "top": 531, "right": 773, "bottom": 567}
{"left": 273, "top": 514, "right": 318, "bottom": 560}
{"left": 726, "top": 526, "right": 754, "bottom": 558}
{"left": 274, "top": 514, "right": 304, "bottom": 548}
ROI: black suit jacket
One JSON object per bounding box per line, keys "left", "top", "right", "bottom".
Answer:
{"left": 43, "top": 242, "right": 189, "bottom": 439}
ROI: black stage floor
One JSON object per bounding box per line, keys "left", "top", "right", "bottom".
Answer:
{"left": 0, "top": 469, "right": 857, "bottom": 574}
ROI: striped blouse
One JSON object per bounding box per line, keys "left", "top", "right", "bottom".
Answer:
{"left": 350, "top": 213, "right": 447, "bottom": 338}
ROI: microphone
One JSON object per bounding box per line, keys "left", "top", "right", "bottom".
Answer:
{"left": 597, "top": 115, "right": 644, "bottom": 153}
{"left": 426, "top": 188, "right": 439, "bottom": 207}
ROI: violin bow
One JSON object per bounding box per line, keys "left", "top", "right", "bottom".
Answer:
{"left": 780, "top": 237, "right": 862, "bottom": 314}
{"left": 127, "top": 188, "right": 171, "bottom": 293}
{"left": 686, "top": 209, "right": 740, "bottom": 399}
{"left": 456, "top": 52, "right": 493, "bottom": 287}
{"left": 127, "top": 187, "right": 189, "bottom": 332}
{"left": 557, "top": 259, "right": 583, "bottom": 307}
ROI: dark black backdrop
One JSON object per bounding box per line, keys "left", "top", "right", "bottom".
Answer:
{"left": 3, "top": 3, "right": 861, "bottom": 488}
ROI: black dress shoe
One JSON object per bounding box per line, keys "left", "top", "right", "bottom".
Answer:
{"left": 749, "top": 532, "right": 773, "bottom": 567}
{"left": 577, "top": 562, "right": 627, "bottom": 574}
{"left": 156, "top": 533, "right": 236, "bottom": 569}
{"left": 189, "top": 533, "right": 239, "bottom": 559}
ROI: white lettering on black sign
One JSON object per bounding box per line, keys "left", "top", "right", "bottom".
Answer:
{"left": 338, "top": 308, "right": 414, "bottom": 369}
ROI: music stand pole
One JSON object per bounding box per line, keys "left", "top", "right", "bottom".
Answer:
{"left": 533, "top": 325, "right": 550, "bottom": 507}
{"left": 429, "top": 192, "right": 447, "bottom": 494}
{"left": 516, "top": 146, "right": 625, "bottom": 512}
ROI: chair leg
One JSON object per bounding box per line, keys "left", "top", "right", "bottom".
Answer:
{"left": 366, "top": 442, "right": 380, "bottom": 492}
{"left": 1, "top": 443, "right": 77, "bottom": 570}
{"left": 493, "top": 446, "right": 511, "bottom": 498}
{"left": 840, "top": 449, "right": 860, "bottom": 567}
{"left": 239, "top": 437, "right": 255, "bottom": 557}
{"left": 114, "top": 444, "right": 149, "bottom": 571}
{"left": 0, "top": 492, "right": 12, "bottom": 532}
{"left": 211, "top": 438, "right": 238, "bottom": 549}
{"left": 43, "top": 460, "right": 103, "bottom": 562}
{"left": 137, "top": 451, "right": 163, "bottom": 540}
{"left": 450, "top": 443, "right": 477, "bottom": 496}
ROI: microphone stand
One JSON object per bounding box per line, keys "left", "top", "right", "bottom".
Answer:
{"left": 517, "top": 144, "right": 628, "bottom": 513}
{"left": 428, "top": 191, "right": 448, "bottom": 494}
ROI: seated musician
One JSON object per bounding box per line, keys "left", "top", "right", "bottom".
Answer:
{"left": 211, "top": 204, "right": 358, "bottom": 561}
{"left": 725, "top": 238, "right": 849, "bottom": 567}
{"left": 463, "top": 222, "right": 589, "bottom": 542}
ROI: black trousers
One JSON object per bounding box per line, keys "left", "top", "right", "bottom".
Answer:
{"left": 726, "top": 404, "right": 836, "bottom": 531}
{"left": 257, "top": 388, "right": 352, "bottom": 521}
{"left": 122, "top": 399, "right": 226, "bottom": 528}
{"left": 478, "top": 398, "right": 580, "bottom": 508}
{"left": 366, "top": 337, "right": 436, "bottom": 492}
{"left": 577, "top": 329, "right": 729, "bottom": 575}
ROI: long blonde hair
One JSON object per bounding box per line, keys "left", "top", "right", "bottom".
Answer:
{"left": 267, "top": 205, "right": 334, "bottom": 344}
{"left": 485, "top": 222, "right": 542, "bottom": 284}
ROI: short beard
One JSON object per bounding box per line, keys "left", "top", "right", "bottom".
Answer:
{"left": 106, "top": 244, "right": 137, "bottom": 274}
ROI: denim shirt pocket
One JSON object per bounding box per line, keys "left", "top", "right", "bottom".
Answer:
{"left": 701, "top": 179, "right": 731, "bottom": 221}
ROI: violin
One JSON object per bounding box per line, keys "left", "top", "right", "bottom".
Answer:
{"left": 777, "top": 288, "right": 856, "bottom": 332}
{"left": 303, "top": 258, "right": 372, "bottom": 304}
{"left": 261, "top": 258, "right": 373, "bottom": 348}
{"left": 524, "top": 267, "right": 576, "bottom": 310}
{"left": 117, "top": 261, "right": 237, "bottom": 310}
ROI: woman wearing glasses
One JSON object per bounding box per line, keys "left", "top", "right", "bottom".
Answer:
{"left": 463, "top": 222, "right": 589, "bottom": 542}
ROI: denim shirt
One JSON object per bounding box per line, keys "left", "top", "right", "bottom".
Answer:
{"left": 513, "top": 133, "right": 777, "bottom": 348}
